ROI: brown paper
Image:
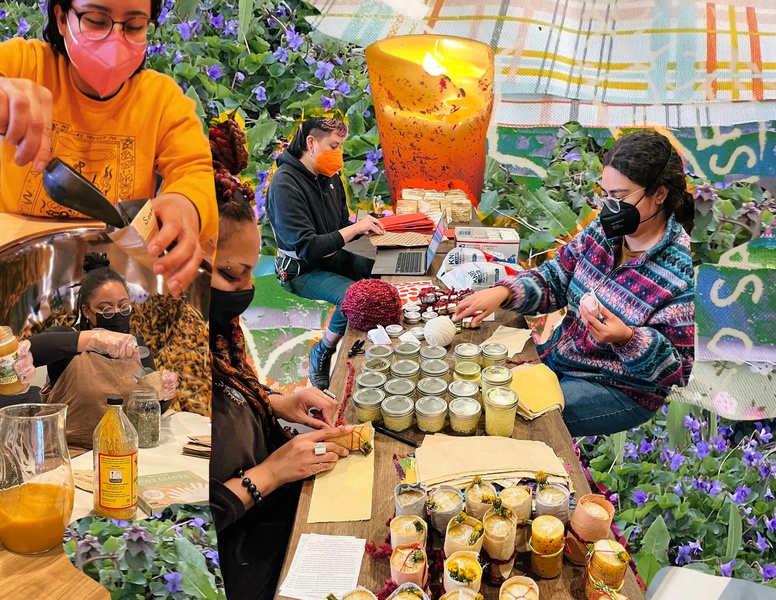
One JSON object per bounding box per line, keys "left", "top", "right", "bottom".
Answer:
{"left": 570, "top": 494, "right": 615, "bottom": 542}
{"left": 108, "top": 200, "right": 159, "bottom": 271}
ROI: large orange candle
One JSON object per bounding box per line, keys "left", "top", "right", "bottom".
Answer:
{"left": 365, "top": 35, "right": 494, "bottom": 207}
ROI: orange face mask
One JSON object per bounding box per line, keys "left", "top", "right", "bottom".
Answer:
{"left": 315, "top": 149, "right": 344, "bottom": 177}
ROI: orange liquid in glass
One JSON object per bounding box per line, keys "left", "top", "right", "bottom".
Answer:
{"left": 0, "top": 482, "right": 74, "bottom": 553}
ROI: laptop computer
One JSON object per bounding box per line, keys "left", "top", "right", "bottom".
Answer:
{"left": 372, "top": 212, "right": 446, "bottom": 275}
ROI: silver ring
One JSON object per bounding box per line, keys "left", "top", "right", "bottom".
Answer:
{"left": 314, "top": 442, "right": 326, "bottom": 456}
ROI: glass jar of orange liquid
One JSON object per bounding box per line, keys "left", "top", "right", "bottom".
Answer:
{"left": 0, "top": 403, "right": 74, "bottom": 554}
{"left": 0, "top": 327, "right": 25, "bottom": 396}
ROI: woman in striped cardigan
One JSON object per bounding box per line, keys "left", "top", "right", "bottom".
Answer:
{"left": 454, "top": 130, "right": 695, "bottom": 436}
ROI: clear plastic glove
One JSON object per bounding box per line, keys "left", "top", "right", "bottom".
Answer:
{"left": 160, "top": 369, "right": 179, "bottom": 400}
{"left": 85, "top": 329, "right": 140, "bottom": 359}
{"left": 13, "top": 340, "right": 35, "bottom": 392}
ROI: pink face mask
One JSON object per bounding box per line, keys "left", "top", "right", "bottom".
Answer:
{"left": 65, "top": 18, "right": 146, "bottom": 98}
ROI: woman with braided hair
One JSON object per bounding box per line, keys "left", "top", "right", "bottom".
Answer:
{"left": 454, "top": 129, "right": 695, "bottom": 436}
{"left": 207, "top": 119, "right": 351, "bottom": 600}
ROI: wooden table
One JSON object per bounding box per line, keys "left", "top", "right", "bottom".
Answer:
{"left": 277, "top": 235, "right": 645, "bottom": 599}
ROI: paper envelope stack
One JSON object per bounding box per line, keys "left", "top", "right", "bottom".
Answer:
{"left": 509, "top": 363, "right": 566, "bottom": 420}
{"left": 398, "top": 188, "right": 472, "bottom": 222}
{"left": 415, "top": 434, "right": 568, "bottom": 489}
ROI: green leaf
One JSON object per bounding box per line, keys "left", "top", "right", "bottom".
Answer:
{"left": 238, "top": 0, "right": 255, "bottom": 44}
{"left": 640, "top": 514, "right": 670, "bottom": 564}
{"left": 174, "top": 537, "right": 218, "bottom": 599}
{"left": 725, "top": 501, "right": 743, "bottom": 562}
{"left": 609, "top": 430, "right": 627, "bottom": 466}
{"left": 635, "top": 554, "right": 662, "bottom": 589}
{"left": 685, "top": 563, "right": 715, "bottom": 575}
{"left": 656, "top": 493, "right": 682, "bottom": 510}
{"left": 247, "top": 120, "right": 278, "bottom": 155}
{"left": 185, "top": 86, "right": 206, "bottom": 123}
{"left": 666, "top": 401, "right": 691, "bottom": 450}
{"left": 175, "top": 0, "right": 198, "bottom": 21}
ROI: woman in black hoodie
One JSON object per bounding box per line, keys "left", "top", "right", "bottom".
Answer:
{"left": 266, "top": 117, "right": 385, "bottom": 390}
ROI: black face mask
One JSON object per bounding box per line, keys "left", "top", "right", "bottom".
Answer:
{"left": 94, "top": 312, "right": 131, "bottom": 334}
{"left": 209, "top": 286, "right": 255, "bottom": 337}
{"left": 599, "top": 193, "right": 664, "bottom": 239}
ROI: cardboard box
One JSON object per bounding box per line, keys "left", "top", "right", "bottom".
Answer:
{"left": 454, "top": 226, "right": 521, "bottom": 263}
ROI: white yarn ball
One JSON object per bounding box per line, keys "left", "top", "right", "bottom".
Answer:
{"left": 423, "top": 316, "right": 457, "bottom": 347}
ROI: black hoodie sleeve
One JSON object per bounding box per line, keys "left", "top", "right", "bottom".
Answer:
{"left": 267, "top": 168, "right": 346, "bottom": 264}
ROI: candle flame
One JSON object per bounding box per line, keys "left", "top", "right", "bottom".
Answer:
{"left": 422, "top": 51, "right": 446, "bottom": 76}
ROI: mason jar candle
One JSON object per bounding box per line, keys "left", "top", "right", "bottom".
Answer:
{"left": 530, "top": 515, "right": 565, "bottom": 579}
{"left": 420, "top": 345, "right": 447, "bottom": 362}
{"left": 391, "top": 359, "right": 421, "bottom": 383}
{"left": 352, "top": 388, "right": 385, "bottom": 423}
{"left": 447, "top": 380, "right": 480, "bottom": 406}
{"left": 454, "top": 343, "right": 482, "bottom": 366}
{"left": 420, "top": 358, "right": 451, "bottom": 382}
{"left": 417, "top": 377, "right": 448, "bottom": 400}
{"left": 381, "top": 395, "right": 415, "bottom": 432}
{"left": 366, "top": 344, "right": 394, "bottom": 362}
{"left": 481, "top": 343, "right": 509, "bottom": 367}
{"left": 394, "top": 341, "right": 421, "bottom": 363}
{"left": 415, "top": 396, "right": 447, "bottom": 433}
{"left": 361, "top": 358, "right": 391, "bottom": 376}
{"left": 481, "top": 365, "right": 513, "bottom": 399}
{"left": 484, "top": 387, "right": 518, "bottom": 437}
{"left": 384, "top": 377, "right": 417, "bottom": 400}
{"left": 356, "top": 371, "right": 387, "bottom": 391}
{"left": 453, "top": 362, "right": 481, "bottom": 389}
{"left": 448, "top": 397, "right": 481, "bottom": 435}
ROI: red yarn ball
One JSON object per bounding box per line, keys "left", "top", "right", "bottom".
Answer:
{"left": 341, "top": 279, "right": 402, "bottom": 331}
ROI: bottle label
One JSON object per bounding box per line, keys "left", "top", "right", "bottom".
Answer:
{"left": 0, "top": 351, "right": 19, "bottom": 386}
{"left": 97, "top": 452, "right": 138, "bottom": 510}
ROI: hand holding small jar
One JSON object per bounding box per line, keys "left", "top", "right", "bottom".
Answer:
{"left": 12, "top": 339, "right": 35, "bottom": 393}
{"left": 160, "top": 369, "right": 179, "bottom": 400}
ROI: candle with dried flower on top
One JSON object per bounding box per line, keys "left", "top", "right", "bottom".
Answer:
{"left": 390, "top": 543, "right": 429, "bottom": 587}
{"left": 465, "top": 476, "right": 497, "bottom": 520}
{"left": 499, "top": 485, "right": 532, "bottom": 552}
{"left": 445, "top": 511, "right": 485, "bottom": 556}
{"left": 443, "top": 551, "right": 483, "bottom": 592}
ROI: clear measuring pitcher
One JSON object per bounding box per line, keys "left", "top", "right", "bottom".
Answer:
{"left": 0, "top": 403, "right": 74, "bottom": 554}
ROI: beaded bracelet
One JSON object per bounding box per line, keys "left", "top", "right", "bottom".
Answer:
{"left": 234, "top": 469, "right": 263, "bottom": 507}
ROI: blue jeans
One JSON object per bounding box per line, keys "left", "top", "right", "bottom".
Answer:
{"left": 282, "top": 250, "right": 374, "bottom": 336}
{"left": 542, "top": 355, "right": 656, "bottom": 436}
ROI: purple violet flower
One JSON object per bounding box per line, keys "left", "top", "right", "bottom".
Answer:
{"left": 633, "top": 489, "right": 649, "bottom": 506}
{"left": 314, "top": 61, "right": 335, "bottom": 80}
{"left": 732, "top": 486, "right": 751, "bottom": 504}
{"left": 761, "top": 564, "right": 776, "bottom": 582}
{"left": 273, "top": 46, "right": 289, "bottom": 63}
{"left": 321, "top": 95, "right": 335, "bottom": 109}
{"left": 164, "top": 572, "right": 184, "bottom": 593}
{"left": 709, "top": 481, "right": 723, "bottom": 497}
{"left": 694, "top": 440, "right": 711, "bottom": 459}
{"left": 206, "top": 64, "right": 222, "bottom": 80}
{"left": 286, "top": 27, "right": 304, "bottom": 51}
{"left": 756, "top": 531, "right": 772, "bottom": 551}
{"left": 253, "top": 85, "right": 267, "bottom": 102}
{"left": 210, "top": 14, "right": 224, "bottom": 29}
{"left": 720, "top": 559, "right": 735, "bottom": 577}
{"left": 177, "top": 21, "right": 191, "bottom": 40}
{"left": 296, "top": 81, "right": 311, "bottom": 92}
{"left": 17, "top": 17, "right": 31, "bottom": 36}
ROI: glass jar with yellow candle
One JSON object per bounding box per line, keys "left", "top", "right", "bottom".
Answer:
{"left": 352, "top": 388, "right": 386, "bottom": 423}
{"left": 361, "top": 358, "right": 391, "bottom": 376}
{"left": 484, "top": 388, "right": 518, "bottom": 437}
{"left": 415, "top": 396, "right": 447, "bottom": 433}
{"left": 356, "top": 371, "right": 387, "bottom": 391}
{"left": 481, "top": 365, "right": 513, "bottom": 399}
{"left": 366, "top": 344, "right": 394, "bottom": 362}
{"left": 448, "top": 397, "right": 481, "bottom": 435}
{"left": 420, "top": 345, "right": 447, "bottom": 362}
{"left": 394, "top": 341, "right": 421, "bottom": 363}
{"left": 454, "top": 343, "right": 482, "bottom": 366}
{"left": 420, "top": 358, "right": 451, "bottom": 382}
{"left": 447, "top": 380, "right": 480, "bottom": 406}
{"left": 481, "top": 343, "right": 509, "bottom": 367}
{"left": 390, "top": 359, "right": 421, "bottom": 383}
{"left": 381, "top": 395, "right": 414, "bottom": 432}
{"left": 384, "top": 378, "right": 417, "bottom": 400}
{"left": 453, "top": 361, "right": 481, "bottom": 388}
{"left": 417, "top": 377, "right": 448, "bottom": 401}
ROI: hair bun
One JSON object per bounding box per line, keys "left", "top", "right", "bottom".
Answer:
{"left": 83, "top": 252, "right": 111, "bottom": 273}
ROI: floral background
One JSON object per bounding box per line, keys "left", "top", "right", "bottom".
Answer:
{"left": 2, "top": 0, "right": 776, "bottom": 594}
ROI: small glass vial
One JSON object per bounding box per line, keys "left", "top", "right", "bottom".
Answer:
{"left": 481, "top": 365, "right": 513, "bottom": 399}
{"left": 417, "top": 377, "right": 448, "bottom": 400}
{"left": 415, "top": 396, "right": 447, "bottom": 433}
{"left": 481, "top": 343, "right": 509, "bottom": 367}
{"left": 448, "top": 397, "right": 481, "bottom": 435}
{"left": 381, "top": 395, "right": 414, "bottom": 432}
{"left": 352, "top": 388, "right": 385, "bottom": 422}
{"left": 420, "top": 345, "right": 447, "bottom": 362}
{"left": 356, "top": 371, "right": 387, "bottom": 391}
{"left": 420, "top": 358, "right": 451, "bottom": 382}
{"left": 390, "top": 359, "right": 421, "bottom": 383}
{"left": 361, "top": 358, "right": 391, "bottom": 376}
{"left": 384, "top": 378, "right": 417, "bottom": 400}
{"left": 453, "top": 361, "right": 482, "bottom": 389}
{"left": 447, "top": 380, "right": 480, "bottom": 405}
{"left": 394, "top": 341, "right": 421, "bottom": 363}
{"left": 484, "top": 387, "right": 518, "bottom": 437}
{"left": 366, "top": 344, "right": 394, "bottom": 362}
{"left": 127, "top": 389, "right": 161, "bottom": 448}
{"left": 454, "top": 343, "right": 482, "bottom": 366}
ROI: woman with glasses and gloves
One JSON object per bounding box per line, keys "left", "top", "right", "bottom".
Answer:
{"left": 454, "top": 129, "right": 695, "bottom": 436}
{"left": 28, "top": 252, "right": 177, "bottom": 451}
{"left": 208, "top": 119, "right": 350, "bottom": 600}
{"left": 0, "top": 0, "right": 217, "bottom": 296}
{"left": 267, "top": 116, "right": 385, "bottom": 391}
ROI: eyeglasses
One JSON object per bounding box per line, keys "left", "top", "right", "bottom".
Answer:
{"left": 87, "top": 303, "right": 132, "bottom": 319}
{"left": 592, "top": 187, "right": 646, "bottom": 213}
{"left": 70, "top": 9, "right": 156, "bottom": 45}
